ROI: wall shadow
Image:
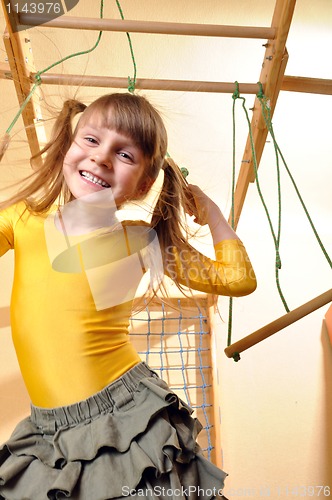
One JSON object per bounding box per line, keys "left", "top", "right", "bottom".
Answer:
{"left": 0, "top": 307, "right": 10, "bottom": 328}
{"left": 321, "top": 319, "right": 332, "bottom": 484}
{"left": 0, "top": 374, "right": 30, "bottom": 440}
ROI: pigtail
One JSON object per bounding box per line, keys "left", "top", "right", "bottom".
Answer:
{"left": 152, "top": 158, "right": 186, "bottom": 222}
{"left": 0, "top": 99, "right": 86, "bottom": 212}
{"left": 151, "top": 157, "right": 197, "bottom": 292}
{"left": 152, "top": 156, "right": 196, "bottom": 233}
{"left": 29, "top": 99, "right": 87, "bottom": 209}
{"left": 31, "top": 99, "right": 86, "bottom": 170}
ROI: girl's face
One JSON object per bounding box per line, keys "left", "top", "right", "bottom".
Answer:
{"left": 63, "top": 120, "right": 153, "bottom": 207}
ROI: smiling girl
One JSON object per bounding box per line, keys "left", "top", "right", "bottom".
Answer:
{"left": 0, "top": 93, "right": 256, "bottom": 499}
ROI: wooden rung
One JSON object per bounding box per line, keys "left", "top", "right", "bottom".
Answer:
{"left": 32, "top": 72, "right": 261, "bottom": 94}
{"left": 5, "top": 70, "right": 331, "bottom": 97}
{"left": 15, "top": 71, "right": 332, "bottom": 97}
{"left": 224, "top": 288, "right": 332, "bottom": 359}
{"left": 19, "top": 13, "right": 276, "bottom": 39}
{"left": 282, "top": 76, "right": 332, "bottom": 95}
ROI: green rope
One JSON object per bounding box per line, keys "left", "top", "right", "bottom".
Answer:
{"left": 36, "top": 0, "right": 104, "bottom": 80}
{"left": 228, "top": 82, "right": 332, "bottom": 357}
{"left": 227, "top": 82, "right": 290, "bottom": 358}
{"left": 237, "top": 91, "right": 289, "bottom": 312}
{"left": 115, "top": 0, "right": 137, "bottom": 93}
{"left": 227, "top": 82, "right": 238, "bottom": 348}
{"left": 5, "top": 0, "right": 105, "bottom": 136}
{"left": 256, "top": 81, "right": 264, "bottom": 100}
{"left": 180, "top": 167, "right": 189, "bottom": 178}
{"left": 257, "top": 94, "right": 332, "bottom": 270}
{"left": 256, "top": 92, "right": 285, "bottom": 303}
{"left": 230, "top": 83, "right": 238, "bottom": 231}
{"left": 6, "top": 80, "right": 41, "bottom": 134}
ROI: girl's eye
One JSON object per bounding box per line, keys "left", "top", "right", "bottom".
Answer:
{"left": 84, "top": 136, "right": 98, "bottom": 145}
{"left": 118, "top": 151, "right": 133, "bottom": 161}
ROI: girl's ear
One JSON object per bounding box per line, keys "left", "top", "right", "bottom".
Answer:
{"left": 138, "top": 178, "right": 155, "bottom": 195}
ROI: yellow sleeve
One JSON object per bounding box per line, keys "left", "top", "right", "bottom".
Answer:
{"left": 165, "top": 239, "right": 257, "bottom": 297}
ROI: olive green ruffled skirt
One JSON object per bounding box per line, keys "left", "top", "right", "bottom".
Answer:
{"left": 0, "top": 363, "right": 227, "bottom": 499}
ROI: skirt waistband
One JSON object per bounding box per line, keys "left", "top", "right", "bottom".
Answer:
{"left": 30, "top": 362, "right": 156, "bottom": 434}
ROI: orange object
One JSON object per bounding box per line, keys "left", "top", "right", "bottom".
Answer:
{"left": 325, "top": 304, "right": 332, "bottom": 344}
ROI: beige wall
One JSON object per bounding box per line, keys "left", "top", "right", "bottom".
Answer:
{"left": 0, "top": 252, "right": 30, "bottom": 441}
{"left": 1, "top": 0, "right": 332, "bottom": 497}
{"left": 217, "top": 200, "right": 332, "bottom": 496}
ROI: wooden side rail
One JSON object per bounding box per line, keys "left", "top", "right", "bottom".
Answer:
{"left": 229, "top": 0, "right": 296, "bottom": 229}
{"left": 225, "top": 289, "right": 332, "bottom": 360}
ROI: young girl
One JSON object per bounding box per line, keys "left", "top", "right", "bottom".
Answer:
{"left": 0, "top": 93, "right": 256, "bottom": 500}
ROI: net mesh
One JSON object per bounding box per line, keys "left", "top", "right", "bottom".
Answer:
{"left": 129, "top": 296, "right": 219, "bottom": 462}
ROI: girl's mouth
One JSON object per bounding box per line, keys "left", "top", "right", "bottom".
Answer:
{"left": 79, "top": 170, "right": 111, "bottom": 188}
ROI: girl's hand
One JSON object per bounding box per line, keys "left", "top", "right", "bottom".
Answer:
{"left": 185, "top": 184, "right": 220, "bottom": 226}
{"left": 185, "top": 184, "right": 239, "bottom": 243}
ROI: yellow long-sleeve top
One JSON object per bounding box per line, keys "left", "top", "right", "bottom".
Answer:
{"left": 0, "top": 203, "right": 256, "bottom": 408}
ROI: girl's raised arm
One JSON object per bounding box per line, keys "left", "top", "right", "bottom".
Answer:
{"left": 185, "top": 184, "right": 239, "bottom": 244}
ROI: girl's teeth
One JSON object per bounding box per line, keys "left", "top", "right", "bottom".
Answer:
{"left": 80, "top": 171, "right": 110, "bottom": 188}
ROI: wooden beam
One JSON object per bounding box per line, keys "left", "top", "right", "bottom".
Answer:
{"left": 207, "top": 295, "right": 223, "bottom": 468}
{"left": 2, "top": 30, "right": 43, "bottom": 161}
{"left": 19, "top": 13, "right": 276, "bottom": 39}
{"left": 32, "top": 72, "right": 261, "bottom": 94}
{"left": 230, "top": 0, "right": 297, "bottom": 229}
{"left": 3, "top": 67, "right": 330, "bottom": 97}
{"left": 27, "top": 72, "right": 332, "bottom": 96}
{"left": 282, "top": 75, "right": 332, "bottom": 95}
{"left": 224, "top": 289, "right": 332, "bottom": 359}
{"left": 1, "top": 0, "right": 44, "bottom": 162}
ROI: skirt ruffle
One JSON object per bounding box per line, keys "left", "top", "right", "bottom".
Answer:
{"left": 0, "top": 365, "right": 227, "bottom": 500}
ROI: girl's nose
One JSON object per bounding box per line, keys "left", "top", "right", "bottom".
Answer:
{"left": 90, "top": 154, "right": 112, "bottom": 169}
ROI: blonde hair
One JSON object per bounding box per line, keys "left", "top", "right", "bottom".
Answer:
{"left": 1, "top": 93, "right": 197, "bottom": 293}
